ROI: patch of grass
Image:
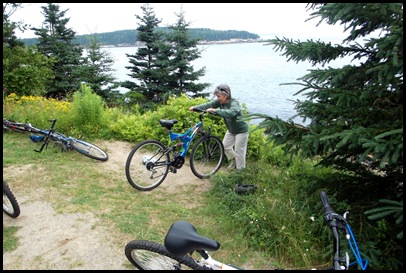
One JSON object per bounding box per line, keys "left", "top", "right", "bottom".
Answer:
{"left": 3, "top": 226, "right": 21, "bottom": 253}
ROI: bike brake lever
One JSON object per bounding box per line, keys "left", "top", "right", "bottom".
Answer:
{"left": 204, "top": 109, "right": 218, "bottom": 116}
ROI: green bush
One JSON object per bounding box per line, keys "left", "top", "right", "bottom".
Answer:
{"left": 109, "top": 94, "right": 225, "bottom": 145}
{"left": 70, "top": 84, "right": 107, "bottom": 138}
{"left": 104, "top": 93, "right": 267, "bottom": 161}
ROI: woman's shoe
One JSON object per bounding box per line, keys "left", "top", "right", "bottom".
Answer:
{"left": 227, "top": 159, "right": 236, "bottom": 170}
{"left": 235, "top": 183, "right": 257, "bottom": 195}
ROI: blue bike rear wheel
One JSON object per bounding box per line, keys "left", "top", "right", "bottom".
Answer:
{"left": 125, "top": 140, "right": 170, "bottom": 191}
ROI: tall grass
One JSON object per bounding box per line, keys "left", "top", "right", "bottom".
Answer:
{"left": 206, "top": 155, "right": 336, "bottom": 269}
{"left": 70, "top": 84, "right": 106, "bottom": 137}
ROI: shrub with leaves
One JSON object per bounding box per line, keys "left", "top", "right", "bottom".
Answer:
{"left": 70, "top": 84, "right": 107, "bottom": 137}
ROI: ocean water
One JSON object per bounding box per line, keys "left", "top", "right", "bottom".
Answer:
{"left": 105, "top": 42, "right": 350, "bottom": 125}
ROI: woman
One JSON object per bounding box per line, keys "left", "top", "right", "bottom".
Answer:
{"left": 189, "top": 84, "right": 249, "bottom": 170}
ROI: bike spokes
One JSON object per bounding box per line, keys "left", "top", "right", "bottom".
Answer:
{"left": 190, "top": 136, "right": 224, "bottom": 179}
{"left": 125, "top": 141, "right": 170, "bottom": 191}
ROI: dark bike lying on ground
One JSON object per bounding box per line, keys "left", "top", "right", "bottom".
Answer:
{"left": 125, "top": 109, "right": 225, "bottom": 191}
{"left": 124, "top": 191, "right": 369, "bottom": 270}
{"left": 3, "top": 118, "right": 109, "bottom": 162}
{"left": 3, "top": 180, "right": 21, "bottom": 218}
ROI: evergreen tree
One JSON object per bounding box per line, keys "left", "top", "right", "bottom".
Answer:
{"left": 32, "top": 3, "right": 83, "bottom": 99}
{"left": 80, "top": 33, "right": 121, "bottom": 102}
{"left": 122, "top": 3, "right": 167, "bottom": 107}
{"left": 3, "top": 3, "right": 26, "bottom": 48}
{"left": 252, "top": 3, "right": 403, "bottom": 190}
{"left": 164, "top": 6, "right": 210, "bottom": 100}
{"left": 251, "top": 5, "right": 403, "bottom": 268}
{"left": 122, "top": 4, "right": 211, "bottom": 107}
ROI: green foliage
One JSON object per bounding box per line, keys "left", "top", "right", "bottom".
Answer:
{"left": 109, "top": 94, "right": 221, "bottom": 144}
{"left": 122, "top": 3, "right": 165, "bottom": 101}
{"left": 32, "top": 3, "right": 83, "bottom": 99}
{"left": 3, "top": 3, "right": 26, "bottom": 48}
{"left": 164, "top": 8, "right": 210, "bottom": 98}
{"left": 207, "top": 157, "right": 336, "bottom": 269}
{"left": 122, "top": 3, "right": 210, "bottom": 101}
{"left": 109, "top": 111, "right": 150, "bottom": 142}
{"left": 3, "top": 45, "right": 54, "bottom": 97}
{"left": 70, "top": 84, "right": 107, "bottom": 138}
{"left": 250, "top": 5, "right": 404, "bottom": 266}
{"left": 255, "top": 136, "right": 290, "bottom": 167}
{"left": 360, "top": 202, "right": 404, "bottom": 270}
{"left": 245, "top": 127, "right": 267, "bottom": 161}
{"left": 3, "top": 93, "right": 73, "bottom": 132}
{"left": 80, "top": 33, "right": 121, "bottom": 101}
{"left": 206, "top": 152, "right": 405, "bottom": 270}
{"left": 364, "top": 194, "right": 403, "bottom": 240}
{"left": 3, "top": 3, "right": 54, "bottom": 97}
{"left": 249, "top": 2, "right": 403, "bottom": 215}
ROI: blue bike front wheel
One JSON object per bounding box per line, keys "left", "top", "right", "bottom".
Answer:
{"left": 70, "top": 138, "right": 109, "bottom": 161}
{"left": 190, "top": 135, "right": 225, "bottom": 179}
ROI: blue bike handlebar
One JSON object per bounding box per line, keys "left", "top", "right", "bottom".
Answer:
{"left": 193, "top": 108, "right": 218, "bottom": 116}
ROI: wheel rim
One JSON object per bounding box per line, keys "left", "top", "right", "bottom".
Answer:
{"left": 3, "top": 195, "right": 14, "bottom": 214}
{"left": 130, "top": 249, "right": 184, "bottom": 270}
{"left": 126, "top": 142, "right": 169, "bottom": 190}
{"left": 71, "top": 140, "right": 108, "bottom": 160}
{"left": 191, "top": 137, "right": 224, "bottom": 178}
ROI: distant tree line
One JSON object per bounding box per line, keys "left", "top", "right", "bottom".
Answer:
{"left": 20, "top": 28, "right": 260, "bottom": 47}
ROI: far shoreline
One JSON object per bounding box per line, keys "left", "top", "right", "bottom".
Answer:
{"left": 101, "top": 38, "right": 269, "bottom": 48}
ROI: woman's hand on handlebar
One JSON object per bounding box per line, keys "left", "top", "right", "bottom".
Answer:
{"left": 205, "top": 108, "right": 216, "bottom": 114}
{"left": 189, "top": 107, "right": 216, "bottom": 114}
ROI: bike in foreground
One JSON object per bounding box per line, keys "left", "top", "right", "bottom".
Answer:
{"left": 125, "top": 109, "right": 225, "bottom": 191}
{"left": 3, "top": 118, "right": 109, "bottom": 162}
{"left": 124, "top": 191, "right": 368, "bottom": 270}
{"left": 3, "top": 180, "right": 21, "bottom": 218}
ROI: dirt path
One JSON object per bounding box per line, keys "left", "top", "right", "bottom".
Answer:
{"left": 3, "top": 140, "right": 209, "bottom": 270}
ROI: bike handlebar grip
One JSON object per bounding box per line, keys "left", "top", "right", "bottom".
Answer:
{"left": 48, "top": 119, "right": 57, "bottom": 128}
{"left": 320, "top": 191, "right": 335, "bottom": 218}
{"left": 193, "top": 108, "right": 219, "bottom": 116}
{"left": 193, "top": 108, "right": 205, "bottom": 113}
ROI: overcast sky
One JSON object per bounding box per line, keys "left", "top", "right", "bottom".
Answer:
{"left": 11, "top": 3, "right": 348, "bottom": 41}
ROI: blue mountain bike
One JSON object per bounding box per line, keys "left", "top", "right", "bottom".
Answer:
{"left": 3, "top": 118, "right": 109, "bottom": 162}
{"left": 125, "top": 109, "right": 225, "bottom": 191}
